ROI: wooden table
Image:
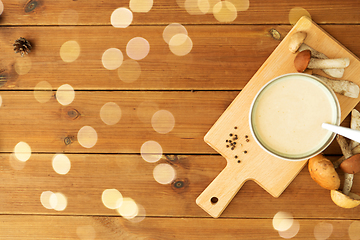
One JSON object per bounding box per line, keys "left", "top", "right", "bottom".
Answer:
{"left": 0, "top": 0, "right": 359, "bottom": 239}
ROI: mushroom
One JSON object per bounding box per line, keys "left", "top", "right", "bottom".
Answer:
{"left": 294, "top": 50, "right": 350, "bottom": 72}
{"left": 333, "top": 110, "right": 360, "bottom": 168}
{"left": 340, "top": 154, "right": 360, "bottom": 174}
{"left": 308, "top": 154, "right": 340, "bottom": 190}
{"left": 330, "top": 190, "right": 360, "bottom": 208}
{"left": 313, "top": 74, "right": 359, "bottom": 98}
{"left": 299, "top": 44, "right": 345, "bottom": 79}
{"left": 289, "top": 31, "right": 346, "bottom": 78}
{"left": 331, "top": 135, "right": 360, "bottom": 208}
{"left": 350, "top": 109, "right": 360, "bottom": 149}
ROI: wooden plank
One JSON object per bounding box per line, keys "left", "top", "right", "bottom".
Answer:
{"left": 0, "top": 215, "right": 356, "bottom": 239}
{"left": 0, "top": 91, "right": 238, "bottom": 154}
{"left": 0, "top": 25, "right": 360, "bottom": 90}
{"left": 1, "top": 153, "right": 359, "bottom": 219}
{"left": 0, "top": 90, "right": 358, "bottom": 155}
{"left": 0, "top": 0, "right": 360, "bottom": 25}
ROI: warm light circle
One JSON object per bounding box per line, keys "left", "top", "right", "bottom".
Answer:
{"left": 111, "top": 8, "right": 133, "bottom": 28}
{"left": 60, "top": 40, "right": 81, "bottom": 63}
{"left": 77, "top": 126, "right": 98, "bottom": 148}
{"left": 140, "top": 140, "right": 163, "bottom": 163}
{"left": 126, "top": 37, "right": 150, "bottom": 60}
{"left": 102, "top": 189, "right": 123, "bottom": 210}
{"left": 14, "top": 141, "right": 31, "bottom": 162}
{"left": 56, "top": 84, "right": 75, "bottom": 106}
{"left": 102, "top": 48, "right": 124, "bottom": 70}
{"left": 100, "top": 102, "right": 122, "bottom": 125}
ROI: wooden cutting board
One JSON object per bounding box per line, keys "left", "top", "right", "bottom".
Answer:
{"left": 196, "top": 16, "right": 360, "bottom": 218}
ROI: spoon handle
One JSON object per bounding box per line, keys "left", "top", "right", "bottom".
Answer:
{"left": 322, "top": 123, "right": 360, "bottom": 143}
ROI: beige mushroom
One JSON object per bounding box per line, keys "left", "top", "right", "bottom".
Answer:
{"left": 313, "top": 74, "right": 359, "bottom": 98}
{"left": 331, "top": 135, "right": 360, "bottom": 208}
{"left": 294, "top": 50, "right": 350, "bottom": 72}
{"left": 289, "top": 32, "right": 346, "bottom": 78}
{"left": 308, "top": 154, "right": 340, "bottom": 190}
{"left": 330, "top": 190, "right": 360, "bottom": 208}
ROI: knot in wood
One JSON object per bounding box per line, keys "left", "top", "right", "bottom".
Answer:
{"left": 64, "top": 136, "right": 72, "bottom": 145}
{"left": 269, "top": 28, "right": 281, "bottom": 40}
{"left": 24, "top": 0, "right": 39, "bottom": 13}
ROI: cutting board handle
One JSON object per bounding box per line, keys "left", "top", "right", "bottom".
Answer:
{"left": 196, "top": 164, "right": 249, "bottom": 218}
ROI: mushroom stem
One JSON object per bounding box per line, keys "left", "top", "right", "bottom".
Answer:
{"left": 313, "top": 74, "right": 360, "bottom": 98}
{"left": 343, "top": 173, "right": 354, "bottom": 195}
{"left": 299, "top": 44, "right": 345, "bottom": 78}
{"left": 308, "top": 58, "right": 350, "bottom": 69}
{"left": 337, "top": 135, "right": 352, "bottom": 159}
{"left": 350, "top": 109, "right": 360, "bottom": 149}
{"left": 336, "top": 135, "right": 354, "bottom": 196}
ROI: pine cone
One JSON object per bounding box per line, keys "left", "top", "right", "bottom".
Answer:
{"left": 13, "top": 37, "right": 32, "bottom": 57}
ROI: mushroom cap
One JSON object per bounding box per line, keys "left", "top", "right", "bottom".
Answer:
{"left": 340, "top": 153, "right": 360, "bottom": 174}
{"left": 289, "top": 31, "right": 307, "bottom": 53}
{"left": 330, "top": 190, "right": 360, "bottom": 208}
{"left": 308, "top": 154, "right": 340, "bottom": 190}
{"left": 294, "top": 50, "right": 311, "bottom": 72}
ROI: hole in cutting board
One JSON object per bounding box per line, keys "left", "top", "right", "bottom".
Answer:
{"left": 210, "top": 197, "right": 218, "bottom": 204}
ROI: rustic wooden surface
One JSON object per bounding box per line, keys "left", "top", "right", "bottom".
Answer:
{"left": 0, "top": 0, "right": 360, "bottom": 239}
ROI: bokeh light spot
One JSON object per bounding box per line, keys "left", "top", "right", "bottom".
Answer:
{"left": 272, "top": 211, "right": 294, "bottom": 232}
{"left": 100, "top": 102, "right": 122, "bottom": 125}
{"left": 76, "top": 225, "right": 96, "bottom": 240}
{"left": 153, "top": 163, "right": 176, "bottom": 184}
{"left": 41, "top": 191, "right": 55, "bottom": 210}
{"left": 130, "top": 0, "right": 153, "bottom": 13}
{"left": 151, "top": 109, "right": 175, "bottom": 134}
{"left": 278, "top": 220, "right": 300, "bottom": 239}
{"left": 111, "top": 8, "right": 133, "bottom": 28}
{"left": 117, "top": 197, "right": 139, "bottom": 219}
{"left": 60, "top": 40, "right": 81, "bottom": 63}
{"left": 0, "top": 1, "right": 4, "bottom": 15}
{"left": 213, "top": 1, "right": 237, "bottom": 23}
{"left": 102, "top": 189, "right": 123, "bottom": 210}
{"left": 56, "top": 84, "right": 75, "bottom": 106}
{"left": 15, "top": 57, "right": 32, "bottom": 75}
{"left": 163, "top": 23, "right": 188, "bottom": 44}
{"left": 126, "top": 37, "right": 150, "bottom": 60}
{"left": 349, "top": 221, "right": 360, "bottom": 240}
{"left": 314, "top": 222, "right": 333, "bottom": 240}
{"left": 169, "top": 34, "right": 193, "bottom": 56}
{"left": 118, "top": 59, "right": 141, "bottom": 83}
{"left": 78, "top": 126, "right": 98, "bottom": 148}
{"left": 34, "top": 81, "right": 53, "bottom": 103}
{"left": 52, "top": 154, "right": 71, "bottom": 175}
{"left": 50, "top": 192, "right": 67, "bottom": 211}
{"left": 140, "top": 140, "right": 163, "bottom": 163}
{"left": 102, "top": 48, "right": 124, "bottom": 70}
{"left": 14, "top": 141, "right": 31, "bottom": 162}
{"left": 289, "top": 7, "right": 311, "bottom": 26}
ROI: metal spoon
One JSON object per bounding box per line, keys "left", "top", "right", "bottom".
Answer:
{"left": 322, "top": 123, "right": 360, "bottom": 143}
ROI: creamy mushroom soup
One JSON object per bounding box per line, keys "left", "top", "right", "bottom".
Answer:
{"left": 250, "top": 74, "right": 339, "bottom": 160}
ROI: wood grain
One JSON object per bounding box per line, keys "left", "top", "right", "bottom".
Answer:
{"left": 0, "top": 153, "right": 359, "bottom": 219}
{"left": 0, "top": 25, "right": 360, "bottom": 90}
{"left": 0, "top": 215, "right": 356, "bottom": 239}
{"left": 0, "top": 90, "right": 357, "bottom": 155}
{"left": 0, "top": 0, "right": 359, "bottom": 25}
